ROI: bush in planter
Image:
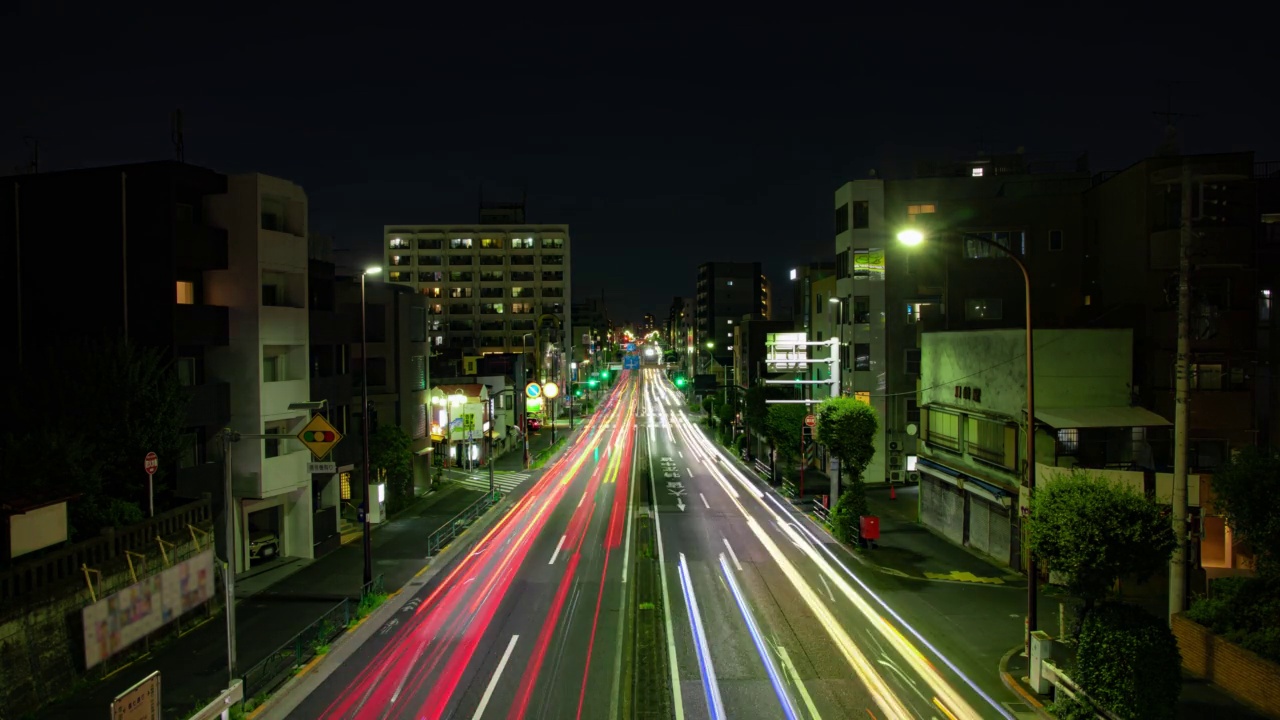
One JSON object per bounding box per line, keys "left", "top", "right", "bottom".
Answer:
{"left": 828, "top": 478, "right": 869, "bottom": 544}
{"left": 1186, "top": 575, "right": 1280, "bottom": 664}
{"left": 1076, "top": 601, "right": 1181, "bottom": 720}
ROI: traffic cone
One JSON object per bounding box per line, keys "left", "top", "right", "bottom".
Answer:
{"left": 890, "top": 483, "right": 897, "bottom": 500}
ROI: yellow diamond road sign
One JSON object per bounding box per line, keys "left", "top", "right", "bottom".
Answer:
{"left": 297, "top": 413, "right": 343, "bottom": 460}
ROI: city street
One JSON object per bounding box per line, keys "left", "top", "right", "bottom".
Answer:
{"left": 285, "top": 373, "right": 640, "bottom": 720}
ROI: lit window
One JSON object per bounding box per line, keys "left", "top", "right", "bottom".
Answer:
{"left": 971, "top": 167, "right": 984, "bottom": 177}
{"left": 907, "top": 203, "right": 937, "bottom": 215}
{"left": 726, "top": 319, "right": 733, "bottom": 325}
{"left": 339, "top": 472, "right": 352, "bottom": 500}
{"left": 176, "top": 281, "right": 195, "bottom": 304}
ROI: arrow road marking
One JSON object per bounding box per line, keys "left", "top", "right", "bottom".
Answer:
{"left": 819, "top": 575, "right": 836, "bottom": 602}
{"left": 676, "top": 498, "right": 686, "bottom": 512}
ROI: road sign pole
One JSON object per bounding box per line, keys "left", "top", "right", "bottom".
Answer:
{"left": 149, "top": 475, "right": 153, "bottom": 518}
{"left": 221, "top": 429, "right": 238, "bottom": 684}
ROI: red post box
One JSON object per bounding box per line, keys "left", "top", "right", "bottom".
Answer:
{"left": 859, "top": 515, "right": 880, "bottom": 541}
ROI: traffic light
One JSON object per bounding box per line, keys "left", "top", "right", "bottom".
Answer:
{"left": 675, "top": 375, "right": 687, "bottom": 388}
{"left": 600, "top": 369, "right": 610, "bottom": 378}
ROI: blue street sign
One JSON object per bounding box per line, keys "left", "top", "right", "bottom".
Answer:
{"left": 625, "top": 342, "right": 636, "bottom": 352}
{"left": 525, "top": 382, "right": 542, "bottom": 399}
{"left": 624, "top": 355, "right": 640, "bottom": 370}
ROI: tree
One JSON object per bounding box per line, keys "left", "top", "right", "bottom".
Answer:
{"left": 815, "top": 396, "right": 879, "bottom": 481}
{"left": 369, "top": 424, "right": 414, "bottom": 514}
{"left": 763, "top": 404, "right": 807, "bottom": 465}
{"left": 1029, "top": 470, "right": 1175, "bottom": 621}
{"left": 1, "top": 339, "right": 189, "bottom": 539}
{"left": 1207, "top": 446, "right": 1280, "bottom": 577}
{"left": 1076, "top": 602, "right": 1182, "bottom": 720}
{"left": 829, "top": 483, "right": 869, "bottom": 544}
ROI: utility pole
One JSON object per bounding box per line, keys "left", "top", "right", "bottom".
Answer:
{"left": 1170, "top": 162, "right": 1192, "bottom": 621}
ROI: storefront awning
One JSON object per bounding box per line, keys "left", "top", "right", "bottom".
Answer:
{"left": 1035, "top": 406, "right": 1171, "bottom": 429}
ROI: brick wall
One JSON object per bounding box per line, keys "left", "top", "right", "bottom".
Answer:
{"left": 1172, "top": 613, "right": 1280, "bottom": 716}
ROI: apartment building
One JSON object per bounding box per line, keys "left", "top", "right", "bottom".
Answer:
{"left": 696, "top": 261, "right": 768, "bottom": 366}
{"left": 1, "top": 161, "right": 232, "bottom": 502}
{"left": 383, "top": 207, "right": 571, "bottom": 360}
{"left": 833, "top": 151, "right": 1092, "bottom": 486}
{"left": 204, "top": 173, "right": 315, "bottom": 574}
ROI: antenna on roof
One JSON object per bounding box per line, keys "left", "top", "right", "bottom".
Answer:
{"left": 171, "top": 109, "right": 185, "bottom": 163}
{"left": 1153, "top": 84, "right": 1195, "bottom": 157}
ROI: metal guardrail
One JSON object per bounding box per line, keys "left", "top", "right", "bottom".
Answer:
{"left": 812, "top": 498, "right": 831, "bottom": 526}
{"left": 240, "top": 573, "right": 384, "bottom": 700}
{"left": 751, "top": 458, "right": 771, "bottom": 480}
{"left": 781, "top": 480, "right": 798, "bottom": 499}
{"left": 426, "top": 490, "right": 503, "bottom": 557}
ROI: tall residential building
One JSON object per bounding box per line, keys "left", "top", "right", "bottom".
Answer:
{"left": 834, "top": 151, "right": 1093, "bottom": 487}
{"left": 642, "top": 313, "right": 656, "bottom": 334}
{"left": 205, "top": 172, "right": 315, "bottom": 573}
{"left": 789, "top": 262, "right": 837, "bottom": 334}
{"left": 696, "top": 261, "right": 767, "bottom": 365}
{"left": 383, "top": 209, "right": 571, "bottom": 360}
{"left": 1259, "top": 163, "right": 1280, "bottom": 448}
{"left": 2, "top": 162, "right": 316, "bottom": 573}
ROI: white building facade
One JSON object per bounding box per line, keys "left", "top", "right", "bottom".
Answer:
{"left": 383, "top": 224, "right": 572, "bottom": 358}
{"left": 206, "top": 173, "right": 314, "bottom": 575}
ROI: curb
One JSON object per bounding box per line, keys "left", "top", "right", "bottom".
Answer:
{"left": 250, "top": 423, "right": 586, "bottom": 719}
{"left": 999, "top": 645, "right": 1054, "bottom": 719}
{"left": 249, "top": 487, "right": 526, "bottom": 720}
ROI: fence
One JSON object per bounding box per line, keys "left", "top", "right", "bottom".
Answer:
{"left": 812, "top": 497, "right": 831, "bottom": 526}
{"left": 240, "top": 575, "right": 385, "bottom": 700}
{"left": 425, "top": 491, "right": 502, "bottom": 557}
{"left": 0, "top": 498, "right": 212, "bottom": 603}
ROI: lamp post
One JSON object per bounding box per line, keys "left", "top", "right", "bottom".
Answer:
{"left": 521, "top": 332, "right": 533, "bottom": 469}
{"left": 360, "top": 266, "right": 380, "bottom": 588}
{"left": 897, "top": 227, "right": 1038, "bottom": 653}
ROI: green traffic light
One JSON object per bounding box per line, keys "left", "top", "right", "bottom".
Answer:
{"left": 675, "top": 377, "right": 687, "bottom": 388}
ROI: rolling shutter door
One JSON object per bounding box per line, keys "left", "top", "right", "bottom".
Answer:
{"left": 921, "top": 474, "right": 965, "bottom": 546}
{"left": 989, "top": 502, "right": 1012, "bottom": 566}
{"left": 968, "top": 495, "right": 991, "bottom": 555}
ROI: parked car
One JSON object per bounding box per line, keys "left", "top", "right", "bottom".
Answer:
{"left": 527, "top": 417, "right": 543, "bottom": 432}
{"left": 249, "top": 531, "right": 279, "bottom": 563}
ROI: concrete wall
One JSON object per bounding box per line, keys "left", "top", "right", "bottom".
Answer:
{"left": 920, "top": 328, "right": 1135, "bottom": 413}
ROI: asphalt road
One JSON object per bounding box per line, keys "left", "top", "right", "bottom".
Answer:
{"left": 286, "top": 372, "right": 641, "bottom": 720}
{"left": 638, "top": 366, "right": 1031, "bottom": 720}
{"left": 283, "top": 364, "right": 1036, "bottom": 720}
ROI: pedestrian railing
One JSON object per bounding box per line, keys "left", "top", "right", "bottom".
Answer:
{"left": 425, "top": 490, "right": 503, "bottom": 557}
{"left": 240, "top": 573, "right": 385, "bottom": 700}
{"left": 781, "top": 480, "right": 798, "bottom": 499}
{"left": 812, "top": 497, "right": 832, "bottom": 526}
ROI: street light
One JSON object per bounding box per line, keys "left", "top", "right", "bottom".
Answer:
{"left": 896, "top": 227, "right": 1038, "bottom": 653}
{"left": 521, "top": 333, "right": 533, "bottom": 469}
{"left": 360, "top": 266, "right": 380, "bottom": 588}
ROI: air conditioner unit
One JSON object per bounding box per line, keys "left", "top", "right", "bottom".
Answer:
{"left": 889, "top": 455, "right": 902, "bottom": 466}
{"left": 908, "top": 471, "right": 921, "bottom": 483}
{"left": 889, "top": 440, "right": 901, "bottom": 452}
{"left": 891, "top": 471, "right": 902, "bottom": 481}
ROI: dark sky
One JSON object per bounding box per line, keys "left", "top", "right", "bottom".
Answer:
{"left": 5, "top": 10, "right": 1276, "bottom": 323}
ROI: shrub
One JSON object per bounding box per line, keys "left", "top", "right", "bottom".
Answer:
{"left": 1186, "top": 575, "right": 1280, "bottom": 664}
{"left": 1045, "top": 696, "right": 1096, "bottom": 720}
{"left": 1076, "top": 602, "right": 1181, "bottom": 720}
{"left": 828, "top": 478, "right": 868, "bottom": 544}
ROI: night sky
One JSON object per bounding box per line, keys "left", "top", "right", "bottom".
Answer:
{"left": 5, "top": 10, "right": 1275, "bottom": 324}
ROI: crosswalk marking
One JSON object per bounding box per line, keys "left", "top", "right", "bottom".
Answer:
{"left": 451, "top": 470, "right": 532, "bottom": 493}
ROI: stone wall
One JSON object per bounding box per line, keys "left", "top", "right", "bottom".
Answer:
{"left": 1172, "top": 612, "right": 1280, "bottom": 717}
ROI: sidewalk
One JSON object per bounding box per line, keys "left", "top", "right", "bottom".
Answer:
{"left": 839, "top": 481, "right": 1262, "bottom": 719}
{"left": 36, "top": 484, "right": 486, "bottom": 720}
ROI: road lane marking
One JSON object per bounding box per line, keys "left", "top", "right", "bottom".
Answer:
{"left": 578, "top": 490, "right": 588, "bottom": 508}
{"left": 686, "top": 467, "right": 693, "bottom": 477}
{"left": 718, "top": 553, "right": 800, "bottom": 719}
{"left": 700, "top": 493, "right": 710, "bottom": 509}
{"left": 777, "top": 646, "right": 821, "bottom": 720}
{"left": 679, "top": 553, "right": 726, "bottom": 720}
{"left": 679, "top": 450, "right": 684, "bottom": 458}
{"left": 549, "top": 535, "right": 566, "bottom": 564}
{"left": 472, "top": 634, "right": 519, "bottom": 720}
{"left": 820, "top": 575, "right": 836, "bottom": 602}
{"left": 647, "top": 428, "right": 686, "bottom": 719}
{"left": 723, "top": 538, "right": 743, "bottom": 571}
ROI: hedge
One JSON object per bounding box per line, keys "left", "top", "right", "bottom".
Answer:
{"left": 1076, "top": 601, "right": 1182, "bottom": 720}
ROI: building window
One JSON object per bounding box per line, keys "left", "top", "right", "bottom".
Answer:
{"left": 417, "top": 238, "right": 442, "bottom": 250}
{"left": 904, "top": 348, "right": 921, "bottom": 375}
{"left": 853, "top": 296, "right": 871, "bottom": 324}
{"left": 835, "top": 203, "right": 850, "bottom": 234}
{"left": 1057, "top": 428, "right": 1079, "bottom": 455}
{"left": 1190, "top": 363, "right": 1224, "bottom": 390}
{"left": 176, "top": 357, "right": 196, "bottom": 386}
{"left": 967, "top": 416, "right": 1015, "bottom": 469}
{"left": 512, "top": 237, "right": 534, "bottom": 249}
{"left": 264, "top": 419, "right": 295, "bottom": 458}
{"left": 835, "top": 250, "right": 850, "bottom": 280}
{"left": 1190, "top": 440, "right": 1226, "bottom": 470}
{"left": 542, "top": 254, "right": 564, "bottom": 265}
{"left": 480, "top": 237, "right": 502, "bottom": 249}
{"left": 853, "top": 343, "right": 871, "bottom": 371}
{"left": 965, "top": 298, "right": 1003, "bottom": 321}
{"left": 448, "top": 271, "right": 474, "bottom": 282}
{"left": 964, "top": 231, "right": 1026, "bottom": 259}
{"left": 450, "top": 255, "right": 474, "bottom": 266}
{"left": 389, "top": 236, "right": 410, "bottom": 249}
{"left": 362, "top": 357, "right": 388, "bottom": 387}
{"left": 449, "top": 238, "right": 473, "bottom": 249}
{"left": 1260, "top": 289, "right": 1272, "bottom": 325}
{"left": 905, "top": 398, "right": 920, "bottom": 423}
{"left": 419, "top": 271, "right": 444, "bottom": 283}
{"left": 448, "top": 287, "right": 473, "bottom": 299}
{"left": 923, "top": 408, "right": 960, "bottom": 450}
{"left": 418, "top": 255, "right": 442, "bottom": 266}
{"left": 907, "top": 203, "right": 937, "bottom": 216}
{"left": 542, "top": 237, "right": 564, "bottom": 249}
{"left": 852, "top": 200, "right": 869, "bottom": 229}
{"left": 389, "top": 255, "right": 411, "bottom": 266}
{"left": 1048, "top": 229, "right": 1064, "bottom": 252}
{"left": 176, "top": 281, "right": 195, "bottom": 304}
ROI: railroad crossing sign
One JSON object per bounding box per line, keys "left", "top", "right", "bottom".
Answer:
{"left": 144, "top": 452, "right": 159, "bottom": 476}
{"left": 297, "top": 413, "right": 343, "bottom": 460}
{"left": 543, "top": 381, "right": 560, "bottom": 399}
{"left": 804, "top": 414, "right": 817, "bottom": 428}
{"left": 525, "top": 382, "right": 542, "bottom": 399}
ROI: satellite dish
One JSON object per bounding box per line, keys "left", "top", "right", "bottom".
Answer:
{"left": 905, "top": 423, "right": 918, "bottom": 437}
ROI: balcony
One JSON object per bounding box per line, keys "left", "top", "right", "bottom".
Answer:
{"left": 184, "top": 381, "right": 230, "bottom": 427}
{"left": 261, "top": 378, "right": 310, "bottom": 413}
{"left": 260, "top": 305, "right": 308, "bottom": 343}
{"left": 175, "top": 222, "right": 228, "bottom": 271}
{"left": 174, "top": 304, "right": 229, "bottom": 345}
{"left": 176, "top": 461, "right": 223, "bottom": 499}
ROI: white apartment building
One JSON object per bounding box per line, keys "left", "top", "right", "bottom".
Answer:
{"left": 383, "top": 223, "right": 572, "bottom": 357}
{"left": 206, "top": 173, "right": 314, "bottom": 575}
